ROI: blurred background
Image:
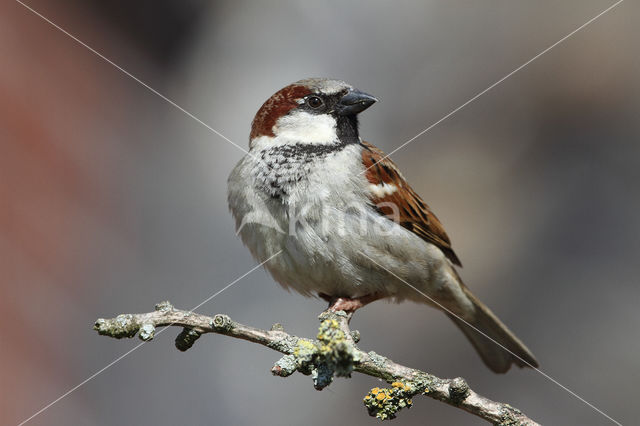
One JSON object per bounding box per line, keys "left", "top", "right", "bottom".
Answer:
{"left": 2, "top": 1, "right": 638, "bottom": 424}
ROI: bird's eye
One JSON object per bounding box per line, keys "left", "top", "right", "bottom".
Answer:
{"left": 307, "top": 96, "right": 323, "bottom": 108}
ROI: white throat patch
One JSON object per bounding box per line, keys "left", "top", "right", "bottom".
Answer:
{"left": 273, "top": 111, "right": 338, "bottom": 145}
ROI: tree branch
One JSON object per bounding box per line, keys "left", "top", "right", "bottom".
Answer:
{"left": 94, "top": 301, "right": 539, "bottom": 425}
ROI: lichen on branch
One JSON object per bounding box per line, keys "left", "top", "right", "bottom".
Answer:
{"left": 94, "top": 301, "right": 539, "bottom": 425}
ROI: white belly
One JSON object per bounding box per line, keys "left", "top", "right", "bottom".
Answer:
{"left": 227, "top": 144, "right": 463, "bottom": 305}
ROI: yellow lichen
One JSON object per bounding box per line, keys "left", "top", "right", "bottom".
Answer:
{"left": 391, "top": 381, "right": 412, "bottom": 392}
{"left": 363, "top": 382, "right": 415, "bottom": 420}
{"left": 293, "top": 339, "right": 316, "bottom": 358}
{"left": 292, "top": 316, "right": 358, "bottom": 389}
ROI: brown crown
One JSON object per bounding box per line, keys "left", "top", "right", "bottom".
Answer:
{"left": 249, "top": 84, "right": 312, "bottom": 140}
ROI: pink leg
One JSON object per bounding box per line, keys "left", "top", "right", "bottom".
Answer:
{"left": 319, "top": 293, "right": 382, "bottom": 313}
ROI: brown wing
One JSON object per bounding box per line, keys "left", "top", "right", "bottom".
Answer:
{"left": 360, "top": 140, "right": 462, "bottom": 266}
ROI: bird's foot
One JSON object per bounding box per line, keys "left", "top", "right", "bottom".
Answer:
{"left": 319, "top": 293, "right": 382, "bottom": 313}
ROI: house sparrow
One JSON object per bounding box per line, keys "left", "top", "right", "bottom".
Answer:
{"left": 227, "top": 78, "right": 538, "bottom": 373}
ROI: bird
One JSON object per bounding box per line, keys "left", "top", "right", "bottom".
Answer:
{"left": 227, "top": 78, "right": 538, "bottom": 373}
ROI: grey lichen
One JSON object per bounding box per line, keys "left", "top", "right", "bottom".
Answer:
{"left": 211, "top": 314, "right": 233, "bottom": 332}
{"left": 138, "top": 323, "right": 156, "bottom": 341}
{"left": 292, "top": 338, "right": 317, "bottom": 376}
{"left": 498, "top": 404, "right": 525, "bottom": 426}
{"left": 270, "top": 323, "right": 285, "bottom": 331}
{"left": 271, "top": 354, "right": 297, "bottom": 377}
{"left": 154, "top": 301, "right": 173, "bottom": 312}
{"left": 312, "top": 318, "right": 359, "bottom": 389}
{"left": 409, "top": 371, "right": 441, "bottom": 396}
{"left": 175, "top": 328, "right": 201, "bottom": 352}
{"left": 364, "top": 382, "right": 415, "bottom": 420}
{"left": 267, "top": 334, "right": 300, "bottom": 354}
{"left": 367, "top": 351, "right": 388, "bottom": 369}
{"left": 93, "top": 314, "right": 139, "bottom": 339}
{"left": 316, "top": 317, "right": 359, "bottom": 377}
{"left": 317, "top": 308, "right": 349, "bottom": 323}
{"left": 274, "top": 317, "right": 360, "bottom": 390}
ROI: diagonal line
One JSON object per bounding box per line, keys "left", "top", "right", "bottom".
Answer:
{"left": 15, "top": 0, "right": 250, "bottom": 157}
{"left": 187, "top": 249, "right": 282, "bottom": 313}
{"left": 17, "top": 250, "right": 282, "bottom": 426}
{"left": 16, "top": 342, "right": 145, "bottom": 426}
{"left": 361, "top": 0, "right": 624, "bottom": 176}
{"left": 360, "top": 252, "right": 623, "bottom": 426}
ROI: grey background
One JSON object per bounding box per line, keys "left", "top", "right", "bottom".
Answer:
{"left": 3, "top": 1, "right": 639, "bottom": 425}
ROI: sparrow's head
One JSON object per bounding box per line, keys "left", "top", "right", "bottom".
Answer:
{"left": 250, "top": 78, "right": 377, "bottom": 148}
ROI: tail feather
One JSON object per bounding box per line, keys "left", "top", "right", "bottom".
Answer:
{"left": 447, "top": 285, "right": 539, "bottom": 374}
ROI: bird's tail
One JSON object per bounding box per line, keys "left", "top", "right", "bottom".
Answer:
{"left": 446, "top": 283, "right": 539, "bottom": 373}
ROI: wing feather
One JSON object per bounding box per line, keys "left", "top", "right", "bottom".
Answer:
{"left": 360, "top": 140, "right": 462, "bottom": 266}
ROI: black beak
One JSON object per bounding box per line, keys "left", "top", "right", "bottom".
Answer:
{"left": 335, "top": 89, "right": 378, "bottom": 116}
